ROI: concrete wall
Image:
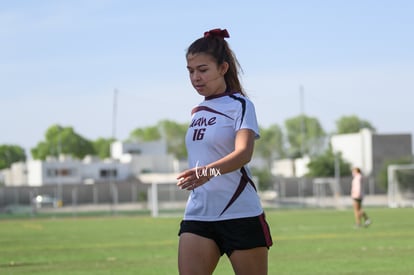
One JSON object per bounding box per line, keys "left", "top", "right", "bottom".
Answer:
{"left": 372, "top": 133, "right": 412, "bottom": 176}
{"left": 331, "top": 129, "right": 412, "bottom": 178}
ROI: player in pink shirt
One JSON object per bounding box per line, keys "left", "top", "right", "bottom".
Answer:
{"left": 351, "top": 167, "right": 371, "bottom": 228}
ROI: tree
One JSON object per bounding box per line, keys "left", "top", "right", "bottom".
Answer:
{"left": 285, "top": 115, "right": 326, "bottom": 158}
{"left": 157, "top": 120, "right": 188, "bottom": 160}
{"left": 254, "top": 124, "right": 285, "bottom": 167}
{"left": 93, "top": 138, "right": 115, "bottom": 159}
{"left": 129, "top": 126, "right": 161, "bottom": 142}
{"left": 0, "top": 145, "right": 26, "bottom": 169}
{"left": 307, "top": 148, "right": 352, "bottom": 178}
{"left": 251, "top": 167, "right": 273, "bottom": 190}
{"left": 31, "top": 125, "right": 95, "bottom": 160}
{"left": 335, "top": 115, "right": 376, "bottom": 134}
{"left": 128, "top": 120, "right": 188, "bottom": 159}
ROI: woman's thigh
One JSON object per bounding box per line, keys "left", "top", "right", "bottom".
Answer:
{"left": 229, "top": 247, "right": 268, "bottom": 275}
{"left": 178, "top": 233, "right": 221, "bottom": 275}
{"left": 353, "top": 200, "right": 362, "bottom": 211}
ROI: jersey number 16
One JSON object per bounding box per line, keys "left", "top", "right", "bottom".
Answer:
{"left": 192, "top": 128, "right": 206, "bottom": 141}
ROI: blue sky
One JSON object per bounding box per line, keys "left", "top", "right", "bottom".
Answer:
{"left": 1, "top": 0, "right": 413, "bottom": 156}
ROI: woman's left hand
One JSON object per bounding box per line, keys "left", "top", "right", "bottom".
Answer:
{"left": 176, "top": 168, "right": 209, "bottom": 191}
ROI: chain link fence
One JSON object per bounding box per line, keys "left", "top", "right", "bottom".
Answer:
{"left": 0, "top": 176, "right": 387, "bottom": 216}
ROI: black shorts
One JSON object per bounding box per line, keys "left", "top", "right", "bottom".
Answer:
{"left": 353, "top": 198, "right": 363, "bottom": 204}
{"left": 178, "top": 212, "right": 273, "bottom": 256}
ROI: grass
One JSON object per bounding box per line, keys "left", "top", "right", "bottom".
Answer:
{"left": 0, "top": 207, "right": 413, "bottom": 274}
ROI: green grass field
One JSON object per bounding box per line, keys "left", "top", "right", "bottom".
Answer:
{"left": 1, "top": 207, "right": 413, "bottom": 275}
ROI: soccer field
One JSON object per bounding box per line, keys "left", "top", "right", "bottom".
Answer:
{"left": 0, "top": 208, "right": 413, "bottom": 274}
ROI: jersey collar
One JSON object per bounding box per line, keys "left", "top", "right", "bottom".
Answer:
{"left": 205, "top": 88, "right": 239, "bottom": 100}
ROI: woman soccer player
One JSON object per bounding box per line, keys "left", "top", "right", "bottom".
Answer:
{"left": 176, "top": 28, "right": 273, "bottom": 275}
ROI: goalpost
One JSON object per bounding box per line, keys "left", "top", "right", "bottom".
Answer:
{"left": 388, "top": 164, "right": 414, "bottom": 208}
{"left": 312, "top": 177, "right": 344, "bottom": 209}
{"left": 139, "top": 173, "right": 187, "bottom": 217}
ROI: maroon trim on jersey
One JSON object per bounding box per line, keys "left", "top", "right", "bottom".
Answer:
{"left": 229, "top": 94, "right": 246, "bottom": 129}
{"left": 204, "top": 90, "right": 239, "bottom": 100}
{"left": 219, "top": 166, "right": 257, "bottom": 216}
{"left": 191, "top": 106, "right": 234, "bottom": 120}
{"left": 259, "top": 213, "right": 274, "bottom": 247}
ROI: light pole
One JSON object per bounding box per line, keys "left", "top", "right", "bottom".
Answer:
{"left": 299, "top": 85, "right": 305, "bottom": 157}
{"left": 110, "top": 89, "right": 118, "bottom": 215}
{"left": 299, "top": 85, "right": 305, "bottom": 205}
{"left": 112, "top": 89, "right": 118, "bottom": 140}
{"left": 57, "top": 127, "right": 62, "bottom": 206}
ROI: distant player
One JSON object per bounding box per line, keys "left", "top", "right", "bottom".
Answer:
{"left": 351, "top": 167, "right": 371, "bottom": 228}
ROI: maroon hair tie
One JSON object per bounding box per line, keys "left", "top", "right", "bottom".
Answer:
{"left": 204, "top": 28, "right": 230, "bottom": 39}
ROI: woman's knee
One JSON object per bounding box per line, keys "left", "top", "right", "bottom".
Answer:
{"left": 178, "top": 233, "right": 220, "bottom": 274}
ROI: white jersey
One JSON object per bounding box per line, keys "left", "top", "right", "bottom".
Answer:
{"left": 183, "top": 91, "right": 263, "bottom": 221}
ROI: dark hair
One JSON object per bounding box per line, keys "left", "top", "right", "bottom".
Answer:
{"left": 186, "top": 32, "right": 245, "bottom": 95}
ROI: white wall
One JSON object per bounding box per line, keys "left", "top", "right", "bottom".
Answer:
{"left": 1, "top": 162, "right": 28, "bottom": 186}
{"left": 27, "top": 160, "right": 44, "bottom": 186}
{"left": 361, "top": 129, "right": 373, "bottom": 174}
{"left": 271, "top": 159, "right": 294, "bottom": 177}
{"left": 271, "top": 157, "right": 309, "bottom": 177}
{"left": 126, "top": 154, "right": 178, "bottom": 175}
{"left": 331, "top": 129, "right": 373, "bottom": 175}
{"left": 111, "top": 140, "right": 168, "bottom": 159}
{"left": 295, "top": 156, "right": 310, "bottom": 177}
{"left": 10, "top": 162, "right": 28, "bottom": 186}
{"left": 4, "top": 140, "right": 182, "bottom": 186}
{"left": 82, "top": 160, "right": 130, "bottom": 182}
{"left": 27, "top": 158, "right": 82, "bottom": 186}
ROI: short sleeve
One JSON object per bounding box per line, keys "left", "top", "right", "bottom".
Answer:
{"left": 235, "top": 97, "right": 260, "bottom": 139}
